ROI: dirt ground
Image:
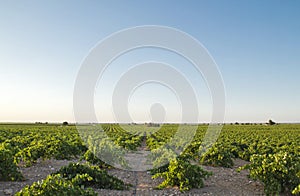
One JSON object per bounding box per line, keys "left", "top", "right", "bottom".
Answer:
{"left": 0, "top": 158, "right": 265, "bottom": 196}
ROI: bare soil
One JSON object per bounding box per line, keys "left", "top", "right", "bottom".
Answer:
{"left": 0, "top": 158, "right": 265, "bottom": 196}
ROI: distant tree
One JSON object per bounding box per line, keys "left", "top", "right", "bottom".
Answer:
{"left": 235, "top": 122, "right": 239, "bottom": 125}
{"left": 62, "top": 121, "right": 68, "bottom": 126}
{"left": 147, "top": 122, "right": 160, "bottom": 127}
{"left": 268, "top": 119, "right": 276, "bottom": 125}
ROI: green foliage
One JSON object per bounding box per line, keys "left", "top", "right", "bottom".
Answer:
{"left": 54, "top": 162, "right": 130, "bottom": 190}
{"left": 12, "top": 127, "right": 87, "bottom": 166}
{"left": 146, "top": 124, "right": 178, "bottom": 150}
{"left": 146, "top": 124, "right": 300, "bottom": 193}
{"left": 14, "top": 143, "right": 47, "bottom": 167}
{"left": 102, "top": 124, "right": 142, "bottom": 151}
{"left": 0, "top": 143, "right": 24, "bottom": 181}
{"left": 15, "top": 174, "right": 96, "bottom": 196}
{"left": 293, "top": 171, "right": 300, "bottom": 195}
{"left": 14, "top": 160, "right": 129, "bottom": 195}
{"left": 80, "top": 150, "right": 110, "bottom": 168}
{"left": 292, "top": 184, "right": 300, "bottom": 195}
{"left": 84, "top": 134, "right": 129, "bottom": 169}
{"left": 152, "top": 157, "right": 212, "bottom": 191}
{"left": 199, "top": 143, "right": 234, "bottom": 168}
{"left": 1, "top": 123, "right": 300, "bottom": 194}
{"left": 239, "top": 151, "right": 300, "bottom": 195}
{"left": 149, "top": 148, "right": 178, "bottom": 169}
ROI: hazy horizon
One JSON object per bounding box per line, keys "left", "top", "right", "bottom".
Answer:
{"left": 1, "top": 120, "right": 299, "bottom": 124}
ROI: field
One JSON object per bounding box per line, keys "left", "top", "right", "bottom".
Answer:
{"left": 0, "top": 123, "right": 299, "bottom": 195}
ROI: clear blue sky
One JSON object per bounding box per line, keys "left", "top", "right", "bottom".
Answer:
{"left": 0, "top": 0, "right": 299, "bottom": 123}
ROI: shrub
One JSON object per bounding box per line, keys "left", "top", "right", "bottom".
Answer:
{"left": 199, "top": 144, "right": 234, "bottom": 168}
{"left": 0, "top": 143, "right": 24, "bottom": 181}
{"left": 54, "top": 162, "right": 129, "bottom": 190}
{"left": 80, "top": 150, "right": 110, "bottom": 168}
{"left": 239, "top": 151, "right": 300, "bottom": 195}
{"left": 15, "top": 174, "right": 96, "bottom": 196}
{"left": 152, "top": 157, "right": 211, "bottom": 191}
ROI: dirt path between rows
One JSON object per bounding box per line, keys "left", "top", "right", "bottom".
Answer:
{"left": 0, "top": 137, "right": 265, "bottom": 196}
{"left": 0, "top": 156, "right": 265, "bottom": 195}
{"left": 96, "top": 158, "right": 265, "bottom": 196}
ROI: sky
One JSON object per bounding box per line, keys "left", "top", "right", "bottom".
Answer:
{"left": 0, "top": 0, "right": 299, "bottom": 123}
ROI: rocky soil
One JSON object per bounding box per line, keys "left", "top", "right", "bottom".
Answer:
{"left": 0, "top": 158, "right": 265, "bottom": 196}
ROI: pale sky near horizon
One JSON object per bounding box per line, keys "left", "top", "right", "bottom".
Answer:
{"left": 0, "top": 1, "right": 299, "bottom": 123}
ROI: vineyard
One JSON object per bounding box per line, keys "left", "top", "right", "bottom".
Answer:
{"left": 0, "top": 123, "right": 299, "bottom": 195}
